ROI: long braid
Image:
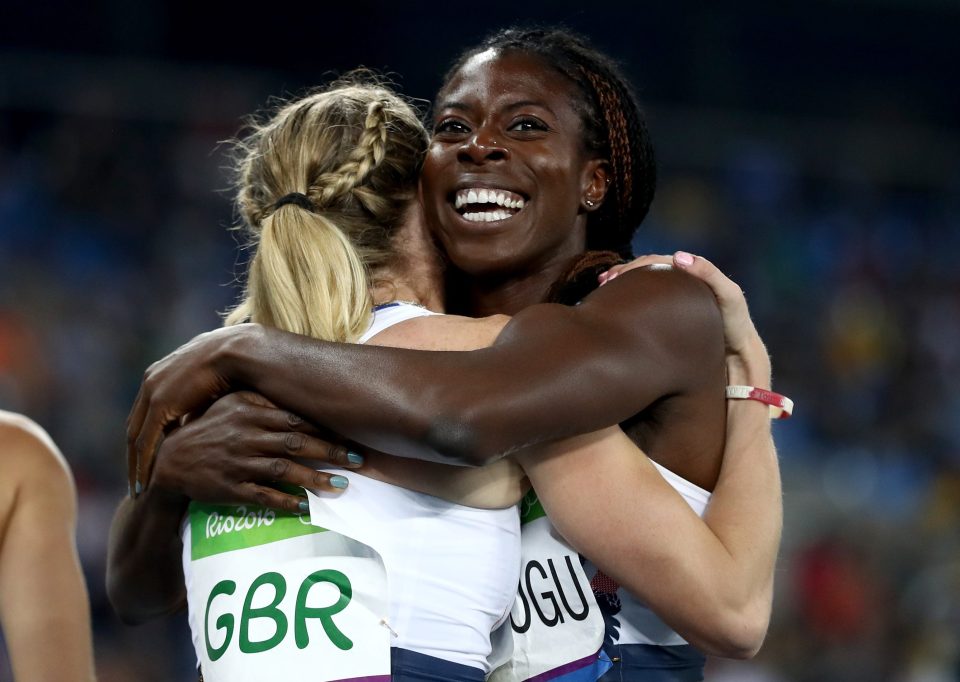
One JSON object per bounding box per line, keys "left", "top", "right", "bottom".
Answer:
{"left": 581, "top": 69, "right": 632, "bottom": 231}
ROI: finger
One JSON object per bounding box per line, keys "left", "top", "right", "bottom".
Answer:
{"left": 233, "top": 390, "right": 279, "bottom": 410}
{"left": 126, "top": 384, "right": 150, "bottom": 497}
{"left": 246, "top": 458, "right": 352, "bottom": 494}
{"left": 672, "top": 252, "right": 744, "bottom": 304}
{"left": 236, "top": 483, "right": 314, "bottom": 516}
{"left": 253, "top": 429, "right": 363, "bottom": 469}
{"left": 228, "top": 400, "right": 361, "bottom": 468}
{"left": 134, "top": 404, "right": 172, "bottom": 496}
{"left": 599, "top": 255, "right": 673, "bottom": 284}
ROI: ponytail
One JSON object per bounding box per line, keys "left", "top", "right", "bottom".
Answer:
{"left": 236, "top": 204, "right": 371, "bottom": 341}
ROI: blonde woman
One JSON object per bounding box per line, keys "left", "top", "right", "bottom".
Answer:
{"left": 0, "top": 411, "right": 96, "bottom": 682}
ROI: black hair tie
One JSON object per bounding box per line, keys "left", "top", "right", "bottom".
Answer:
{"left": 273, "top": 192, "right": 316, "bottom": 212}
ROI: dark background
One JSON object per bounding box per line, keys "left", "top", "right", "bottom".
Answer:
{"left": 1, "top": 1, "right": 959, "bottom": 680}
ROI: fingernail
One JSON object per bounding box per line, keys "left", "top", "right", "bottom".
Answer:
{"left": 330, "top": 475, "right": 349, "bottom": 490}
{"left": 675, "top": 251, "right": 694, "bottom": 267}
{"left": 598, "top": 272, "right": 609, "bottom": 284}
{"left": 298, "top": 500, "right": 310, "bottom": 513}
{"left": 134, "top": 481, "right": 143, "bottom": 496}
{"left": 347, "top": 451, "right": 364, "bottom": 466}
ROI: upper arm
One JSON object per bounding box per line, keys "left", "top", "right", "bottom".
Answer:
{"left": 0, "top": 417, "right": 96, "bottom": 681}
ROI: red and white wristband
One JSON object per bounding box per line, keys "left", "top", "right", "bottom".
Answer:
{"left": 725, "top": 385, "right": 794, "bottom": 419}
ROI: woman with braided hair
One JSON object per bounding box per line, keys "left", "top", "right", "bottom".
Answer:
{"left": 111, "top": 27, "right": 783, "bottom": 682}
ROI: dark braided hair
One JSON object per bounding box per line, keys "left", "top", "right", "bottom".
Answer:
{"left": 439, "top": 26, "right": 656, "bottom": 258}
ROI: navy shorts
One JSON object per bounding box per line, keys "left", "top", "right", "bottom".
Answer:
{"left": 597, "top": 643, "right": 705, "bottom": 682}
{"left": 391, "top": 648, "right": 485, "bottom": 682}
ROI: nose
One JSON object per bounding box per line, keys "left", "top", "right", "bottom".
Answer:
{"left": 458, "top": 128, "right": 509, "bottom": 164}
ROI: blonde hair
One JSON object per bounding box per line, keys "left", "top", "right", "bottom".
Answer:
{"left": 225, "top": 78, "right": 428, "bottom": 341}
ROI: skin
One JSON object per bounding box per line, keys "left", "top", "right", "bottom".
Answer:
{"left": 0, "top": 411, "right": 97, "bottom": 682}
{"left": 110, "top": 52, "right": 782, "bottom": 657}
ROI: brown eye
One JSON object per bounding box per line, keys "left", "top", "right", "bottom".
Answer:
{"left": 509, "top": 117, "right": 549, "bottom": 133}
{"left": 434, "top": 118, "right": 470, "bottom": 136}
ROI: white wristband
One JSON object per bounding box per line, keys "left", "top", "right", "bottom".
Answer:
{"left": 726, "top": 385, "right": 794, "bottom": 419}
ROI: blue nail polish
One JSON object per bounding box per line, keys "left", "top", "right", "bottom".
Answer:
{"left": 298, "top": 500, "right": 310, "bottom": 513}
{"left": 347, "top": 451, "right": 364, "bottom": 466}
{"left": 134, "top": 481, "right": 143, "bottom": 496}
{"left": 330, "top": 475, "right": 349, "bottom": 490}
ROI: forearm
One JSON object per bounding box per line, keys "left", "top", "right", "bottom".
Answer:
{"left": 226, "top": 311, "right": 652, "bottom": 465}
{"left": 106, "top": 488, "right": 189, "bottom": 624}
{"left": 696, "top": 337, "right": 781, "bottom": 652}
{"left": 617, "top": 341, "right": 779, "bottom": 656}
{"left": 220, "top": 271, "right": 708, "bottom": 465}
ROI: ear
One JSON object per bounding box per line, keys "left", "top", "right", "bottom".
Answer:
{"left": 580, "top": 159, "right": 611, "bottom": 212}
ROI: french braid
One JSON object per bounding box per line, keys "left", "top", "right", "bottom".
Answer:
{"left": 314, "top": 99, "right": 390, "bottom": 207}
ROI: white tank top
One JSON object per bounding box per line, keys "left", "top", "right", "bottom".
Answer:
{"left": 181, "top": 303, "right": 521, "bottom": 678}
{"left": 584, "top": 460, "right": 712, "bottom": 646}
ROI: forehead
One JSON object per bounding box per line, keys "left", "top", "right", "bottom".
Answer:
{"left": 439, "top": 49, "right": 581, "bottom": 114}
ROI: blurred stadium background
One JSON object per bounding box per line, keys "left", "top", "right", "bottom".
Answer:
{"left": 1, "top": 1, "right": 958, "bottom": 680}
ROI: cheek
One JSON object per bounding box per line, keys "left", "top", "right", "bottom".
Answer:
{"left": 419, "top": 148, "right": 444, "bottom": 196}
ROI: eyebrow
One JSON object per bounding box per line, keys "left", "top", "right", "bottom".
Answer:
{"left": 436, "top": 100, "right": 557, "bottom": 116}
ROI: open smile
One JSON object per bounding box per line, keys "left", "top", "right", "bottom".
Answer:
{"left": 452, "top": 186, "right": 528, "bottom": 224}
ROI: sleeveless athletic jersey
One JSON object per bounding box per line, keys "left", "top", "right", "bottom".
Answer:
{"left": 587, "top": 461, "right": 711, "bottom": 681}
{"left": 182, "top": 303, "right": 521, "bottom": 681}
{"left": 488, "top": 492, "right": 612, "bottom": 682}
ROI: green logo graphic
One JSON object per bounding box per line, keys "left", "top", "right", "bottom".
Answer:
{"left": 190, "top": 502, "right": 327, "bottom": 560}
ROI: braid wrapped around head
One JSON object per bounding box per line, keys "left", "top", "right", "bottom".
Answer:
{"left": 441, "top": 26, "right": 656, "bottom": 257}
{"left": 225, "top": 74, "right": 428, "bottom": 341}
{"left": 314, "top": 99, "right": 390, "bottom": 208}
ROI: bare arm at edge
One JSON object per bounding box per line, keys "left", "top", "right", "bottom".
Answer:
{"left": 0, "top": 413, "right": 97, "bottom": 682}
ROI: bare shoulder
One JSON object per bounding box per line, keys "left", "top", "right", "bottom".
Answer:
{"left": 367, "top": 313, "right": 512, "bottom": 351}
{"left": 0, "top": 410, "right": 75, "bottom": 500}
{"left": 578, "top": 264, "right": 723, "bottom": 348}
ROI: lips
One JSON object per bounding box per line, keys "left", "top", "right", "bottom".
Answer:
{"left": 452, "top": 186, "right": 527, "bottom": 223}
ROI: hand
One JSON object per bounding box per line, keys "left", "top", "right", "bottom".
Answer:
{"left": 127, "top": 324, "right": 258, "bottom": 497}
{"left": 600, "top": 251, "right": 769, "bottom": 380}
{"left": 150, "top": 391, "right": 361, "bottom": 514}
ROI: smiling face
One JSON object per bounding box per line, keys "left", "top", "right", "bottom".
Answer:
{"left": 421, "top": 49, "right": 609, "bottom": 282}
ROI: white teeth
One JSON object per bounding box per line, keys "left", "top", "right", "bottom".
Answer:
{"left": 454, "top": 188, "right": 526, "bottom": 220}
{"left": 462, "top": 209, "right": 512, "bottom": 223}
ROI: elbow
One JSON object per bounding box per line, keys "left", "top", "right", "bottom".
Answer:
{"left": 700, "top": 604, "right": 770, "bottom": 660}
{"left": 105, "top": 565, "right": 183, "bottom": 626}
{"left": 424, "top": 412, "right": 503, "bottom": 467}
{"left": 105, "top": 570, "right": 148, "bottom": 626}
